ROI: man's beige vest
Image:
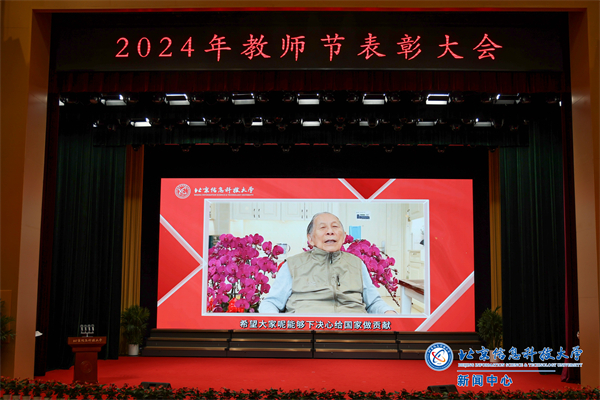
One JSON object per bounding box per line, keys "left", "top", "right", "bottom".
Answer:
{"left": 285, "top": 248, "right": 367, "bottom": 314}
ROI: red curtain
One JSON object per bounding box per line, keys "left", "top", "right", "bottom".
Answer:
{"left": 54, "top": 70, "right": 568, "bottom": 94}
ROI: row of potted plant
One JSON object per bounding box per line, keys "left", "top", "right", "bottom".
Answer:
{"left": 1, "top": 378, "right": 598, "bottom": 399}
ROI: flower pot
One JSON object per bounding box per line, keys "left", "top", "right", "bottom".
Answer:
{"left": 128, "top": 343, "right": 139, "bottom": 356}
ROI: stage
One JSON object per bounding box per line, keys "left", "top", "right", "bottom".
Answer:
{"left": 36, "top": 357, "right": 580, "bottom": 394}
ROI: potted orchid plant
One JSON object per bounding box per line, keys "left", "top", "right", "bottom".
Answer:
{"left": 207, "top": 234, "right": 283, "bottom": 312}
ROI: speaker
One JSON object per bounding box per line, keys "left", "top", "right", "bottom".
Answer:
{"left": 141, "top": 382, "right": 172, "bottom": 389}
{"left": 427, "top": 384, "right": 459, "bottom": 393}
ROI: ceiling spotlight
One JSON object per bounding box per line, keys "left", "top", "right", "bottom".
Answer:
{"left": 301, "top": 118, "right": 321, "bottom": 127}
{"left": 451, "top": 92, "right": 465, "bottom": 103}
{"left": 230, "top": 145, "right": 240, "bottom": 152}
{"left": 166, "top": 93, "right": 190, "bottom": 106}
{"left": 297, "top": 93, "right": 320, "bottom": 105}
{"left": 436, "top": 146, "right": 447, "bottom": 153}
{"left": 332, "top": 145, "right": 342, "bottom": 153}
{"left": 126, "top": 94, "right": 139, "bottom": 104}
{"left": 494, "top": 94, "right": 520, "bottom": 105}
{"left": 256, "top": 93, "right": 270, "bottom": 103}
{"left": 480, "top": 93, "right": 493, "bottom": 103}
{"left": 519, "top": 94, "right": 532, "bottom": 104}
{"left": 346, "top": 93, "right": 359, "bottom": 103}
{"left": 277, "top": 124, "right": 287, "bottom": 132}
{"left": 474, "top": 119, "right": 493, "bottom": 127}
{"left": 426, "top": 93, "right": 450, "bottom": 106}
{"left": 100, "top": 94, "right": 127, "bottom": 106}
{"left": 384, "top": 146, "right": 394, "bottom": 153}
{"left": 130, "top": 118, "right": 152, "bottom": 128}
{"left": 362, "top": 93, "right": 386, "bottom": 105}
{"left": 187, "top": 118, "right": 207, "bottom": 127}
{"left": 281, "top": 145, "right": 291, "bottom": 153}
{"left": 190, "top": 94, "right": 204, "bottom": 103}
{"left": 411, "top": 92, "right": 424, "bottom": 103}
{"left": 220, "top": 123, "right": 230, "bottom": 132}
{"left": 282, "top": 92, "right": 295, "bottom": 103}
{"left": 152, "top": 94, "right": 166, "bottom": 104}
{"left": 180, "top": 144, "right": 191, "bottom": 153}
{"left": 232, "top": 93, "right": 255, "bottom": 105}
{"left": 510, "top": 125, "right": 519, "bottom": 132}
{"left": 335, "top": 124, "right": 345, "bottom": 132}
{"left": 216, "top": 93, "right": 229, "bottom": 103}
{"left": 416, "top": 120, "right": 436, "bottom": 127}
{"left": 209, "top": 116, "right": 221, "bottom": 125}
{"left": 451, "top": 123, "right": 461, "bottom": 131}
{"left": 392, "top": 123, "right": 403, "bottom": 131}
{"left": 387, "top": 93, "right": 401, "bottom": 103}
{"left": 322, "top": 92, "right": 335, "bottom": 103}
{"left": 461, "top": 118, "right": 474, "bottom": 125}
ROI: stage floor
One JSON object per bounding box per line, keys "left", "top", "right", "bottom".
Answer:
{"left": 37, "top": 357, "right": 581, "bottom": 394}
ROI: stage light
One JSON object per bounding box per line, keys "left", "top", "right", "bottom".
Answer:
{"left": 230, "top": 145, "right": 240, "bottom": 152}
{"left": 232, "top": 93, "right": 255, "bottom": 105}
{"left": 416, "top": 120, "right": 436, "bottom": 127}
{"left": 297, "top": 93, "right": 320, "bottom": 105}
{"left": 256, "top": 93, "right": 270, "bottom": 103}
{"left": 426, "top": 93, "right": 450, "bottom": 105}
{"left": 100, "top": 94, "right": 127, "bottom": 106}
{"left": 277, "top": 124, "right": 287, "bottom": 132}
{"left": 510, "top": 125, "right": 519, "bottom": 131}
{"left": 209, "top": 116, "right": 221, "bottom": 125}
{"left": 216, "top": 93, "right": 229, "bottom": 103}
{"left": 332, "top": 145, "right": 342, "bottom": 153}
{"left": 346, "top": 93, "right": 359, "bottom": 103}
{"left": 251, "top": 117, "right": 263, "bottom": 127}
{"left": 281, "top": 145, "right": 291, "bottom": 153}
{"left": 282, "top": 92, "right": 295, "bottom": 103}
{"left": 187, "top": 118, "right": 207, "bottom": 127}
{"left": 392, "top": 123, "right": 403, "bottom": 131}
{"left": 335, "top": 124, "right": 345, "bottom": 132}
{"left": 436, "top": 146, "right": 447, "bottom": 153}
{"left": 384, "top": 145, "right": 394, "bottom": 153}
{"left": 89, "top": 95, "right": 101, "bottom": 105}
{"left": 152, "top": 94, "right": 166, "bottom": 104}
{"left": 480, "top": 93, "right": 493, "bottom": 103}
{"left": 451, "top": 124, "right": 461, "bottom": 131}
{"left": 474, "top": 119, "right": 493, "bottom": 127}
{"left": 301, "top": 118, "right": 321, "bottom": 127}
{"left": 190, "top": 94, "right": 204, "bottom": 103}
{"left": 322, "top": 92, "right": 335, "bottom": 103}
{"left": 180, "top": 144, "right": 191, "bottom": 153}
{"left": 220, "top": 123, "right": 230, "bottom": 131}
{"left": 59, "top": 98, "right": 65, "bottom": 106}
{"left": 519, "top": 94, "right": 532, "bottom": 104}
{"left": 131, "top": 118, "right": 152, "bottom": 127}
{"left": 451, "top": 92, "right": 465, "bottom": 103}
{"left": 461, "top": 118, "right": 473, "bottom": 125}
{"left": 387, "top": 92, "right": 401, "bottom": 103}
{"left": 362, "top": 93, "right": 386, "bottom": 105}
{"left": 166, "top": 93, "right": 190, "bottom": 106}
{"left": 493, "top": 94, "right": 520, "bottom": 105}
{"left": 546, "top": 94, "right": 560, "bottom": 104}
{"left": 358, "top": 118, "right": 379, "bottom": 128}
{"left": 126, "top": 94, "right": 139, "bottom": 104}
{"left": 411, "top": 92, "right": 424, "bottom": 103}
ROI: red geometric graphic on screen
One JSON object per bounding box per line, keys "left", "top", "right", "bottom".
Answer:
{"left": 344, "top": 178, "right": 391, "bottom": 199}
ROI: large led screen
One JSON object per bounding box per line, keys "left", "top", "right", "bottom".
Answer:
{"left": 157, "top": 178, "right": 474, "bottom": 332}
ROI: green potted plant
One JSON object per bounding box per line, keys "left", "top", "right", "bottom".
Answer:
{"left": 1, "top": 299, "right": 15, "bottom": 343}
{"left": 120, "top": 305, "right": 149, "bottom": 356}
{"left": 477, "top": 306, "right": 503, "bottom": 361}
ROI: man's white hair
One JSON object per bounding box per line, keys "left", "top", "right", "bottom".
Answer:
{"left": 306, "top": 212, "right": 344, "bottom": 235}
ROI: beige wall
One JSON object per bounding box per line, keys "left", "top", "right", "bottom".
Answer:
{"left": 1, "top": 0, "right": 598, "bottom": 386}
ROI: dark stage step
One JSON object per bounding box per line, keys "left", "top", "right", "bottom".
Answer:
{"left": 143, "top": 329, "right": 482, "bottom": 360}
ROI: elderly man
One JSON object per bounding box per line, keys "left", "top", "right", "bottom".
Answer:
{"left": 258, "top": 212, "right": 396, "bottom": 314}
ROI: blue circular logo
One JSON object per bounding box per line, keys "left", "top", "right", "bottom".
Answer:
{"left": 425, "top": 342, "right": 454, "bottom": 371}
